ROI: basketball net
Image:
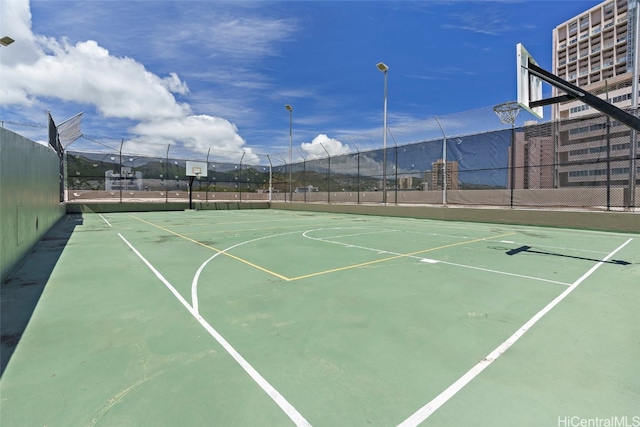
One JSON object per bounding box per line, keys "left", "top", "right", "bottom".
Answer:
{"left": 493, "top": 101, "right": 521, "bottom": 126}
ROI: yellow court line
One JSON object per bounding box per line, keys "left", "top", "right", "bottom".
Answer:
{"left": 130, "top": 214, "right": 515, "bottom": 283}
{"left": 288, "top": 232, "right": 517, "bottom": 281}
{"left": 129, "top": 215, "right": 290, "bottom": 281}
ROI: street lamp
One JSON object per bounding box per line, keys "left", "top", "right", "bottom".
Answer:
{"left": 285, "top": 104, "right": 293, "bottom": 202}
{"left": 0, "top": 36, "right": 15, "bottom": 47}
{"left": 376, "top": 62, "right": 389, "bottom": 204}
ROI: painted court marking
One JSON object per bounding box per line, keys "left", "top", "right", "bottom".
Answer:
{"left": 302, "top": 228, "right": 569, "bottom": 286}
{"left": 131, "top": 217, "right": 530, "bottom": 285}
{"left": 191, "top": 230, "right": 302, "bottom": 313}
{"left": 118, "top": 233, "right": 312, "bottom": 427}
{"left": 130, "top": 215, "right": 288, "bottom": 281}
{"left": 287, "top": 229, "right": 516, "bottom": 281}
{"left": 99, "top": 214, "right": 112, "bottom": 227}
{"left": 397, "top": 237, "right": 633, "bottom": 427}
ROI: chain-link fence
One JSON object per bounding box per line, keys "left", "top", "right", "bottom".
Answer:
{"left": 5, "top": 105, "right": 638, "bottom": 210}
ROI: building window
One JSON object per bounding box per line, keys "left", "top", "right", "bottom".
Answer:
{"left": 569, "top": 170, "right": 589, "bottom": 177}
{"left": 570, "top": 148, "right": 589, "bottom": 155}
{"left": 569, "top": 125, "right": 590, "bottom": 135}
{"left": 570, "top": 105, "right": 591, "bottom": 114}
{"left": 580, "top": 15, "right": 589, "bottom": 29}
{"left": 611, "top": 92, "right": 632, "bottom": 103}
{"left": 604, "top": 2, "right": 614, "bottom": 16}
{"left": 569, "top": 21, "right": 578, "bottom": 35}
{"left": 612, "top": 167, "right": 629, "bottom": 174}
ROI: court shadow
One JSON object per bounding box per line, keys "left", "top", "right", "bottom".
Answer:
{"left": 0, "top": 214, "right": 83, "bottom": 376}
{"left": 505, "top": 245, "right": 631, "bottom": 266}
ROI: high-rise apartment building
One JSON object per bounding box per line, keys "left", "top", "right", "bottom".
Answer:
{"left": 553, "top": 0, "right": 635, "bottom": 120}
{"left": 431, "top": 160, "right": 459, "bottom": 190}
{"left": 551, "top": 0, "right": 638, "bottom": 188}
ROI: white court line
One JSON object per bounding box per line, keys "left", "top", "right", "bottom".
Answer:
{"left": 397, "top": 237, "right": 633, "bottom": 427}
{"left": 303, "top": 229, "right": 570, "bottom": 286}
{"left": 321, "top": 229, "right": 397, "bottom": 240}
{"left": 99, "top": 214, "right": 112, "bottom": 227}
{"left": 435, "top": 260, "right": 571, "bottom": 286}
{"left": 191, "top": 230, "right": 302, "bottom": 314}
{"left": 118, "top": 233, "right": 312, "bottom": 427}
{"left": 490, "top": 239, "right": 611, "bottom": 255}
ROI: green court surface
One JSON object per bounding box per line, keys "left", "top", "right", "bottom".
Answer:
{"left": 1, "top": 209, "right": 639, "bottom": 426}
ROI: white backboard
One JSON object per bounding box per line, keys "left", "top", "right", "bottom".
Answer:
{"left": 517, "top": 43, "right": 543, "bottom": 119}
{"left": 186, "top": 161, "right": 208, "bottom": 178}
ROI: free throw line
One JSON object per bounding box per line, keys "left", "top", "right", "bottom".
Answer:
{"left": 118, "top": 233, "right": 312, "bottom": 427}
{"left": 397, "top": 237, "right": 633, "bottom": 427}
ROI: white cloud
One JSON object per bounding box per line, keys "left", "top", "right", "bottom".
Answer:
{"left": 130, "top": 115, "right": 250, "bottom": 160}
{"left": 2, "top": 38, "right": 191, "bottom": 120}
{"left": 0, "top": 0, "right": 250, "bottom": 157}
{"left": 301, "top": 134, "right": 350, "bottom": 159}
{"left": 180, "top": 13, "right": 296, "bottom": 60}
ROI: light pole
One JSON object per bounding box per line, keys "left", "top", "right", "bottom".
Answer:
{"left": 285, "top": 105, "right": 293, "bottom": 202}
{"left": 376, "top": 62, "right": 389, "bottom": 204}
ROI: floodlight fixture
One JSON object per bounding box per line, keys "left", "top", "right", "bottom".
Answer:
{"left": 0, "top": 36, "right": 15, "bottom": 47}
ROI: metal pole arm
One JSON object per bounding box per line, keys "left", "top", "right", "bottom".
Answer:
{"left": 526, "top": 62, "right": 640, "bottom": 132}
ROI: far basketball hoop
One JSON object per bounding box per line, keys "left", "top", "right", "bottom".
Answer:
{"left": 185, "top": 161, "right": 208, "bottom": 178}
{"left": 517, "top": 43, "right": 543, "bottom": 119}
{"left": 185, "top": 161, "right": 207, "bottom": 210}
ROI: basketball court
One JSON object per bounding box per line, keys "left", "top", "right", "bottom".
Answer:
{"left": 1, "top": 209, "right": 638, "bottom": 426}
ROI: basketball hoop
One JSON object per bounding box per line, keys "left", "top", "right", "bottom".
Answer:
{"left": 493, "top": 101, "right": 521, "bottom": 126}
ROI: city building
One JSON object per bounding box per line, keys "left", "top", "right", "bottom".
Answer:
{"left": 551, "top": 0, "right": 639, "bottom": 188}
{"left": 294, "top": 185, "right": 319, "bottom": 193}
{"left": 553, "top": 0, "right": 635, "bottom": 120}
{"left": 510, "top": 128, "right": 555, "bottom": 189}
{"left": 423, "top": 171, "right": 433, "bottom": 190}
{"left": 431, "top": 160, "right": 459, "bottom": 190}
{"left": 399, "top": 176, "right": 415, "bottom": 189}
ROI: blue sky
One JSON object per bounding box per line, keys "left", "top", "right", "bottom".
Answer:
{"left": 0, "top": 0, "right": 601, "bottom": 162}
